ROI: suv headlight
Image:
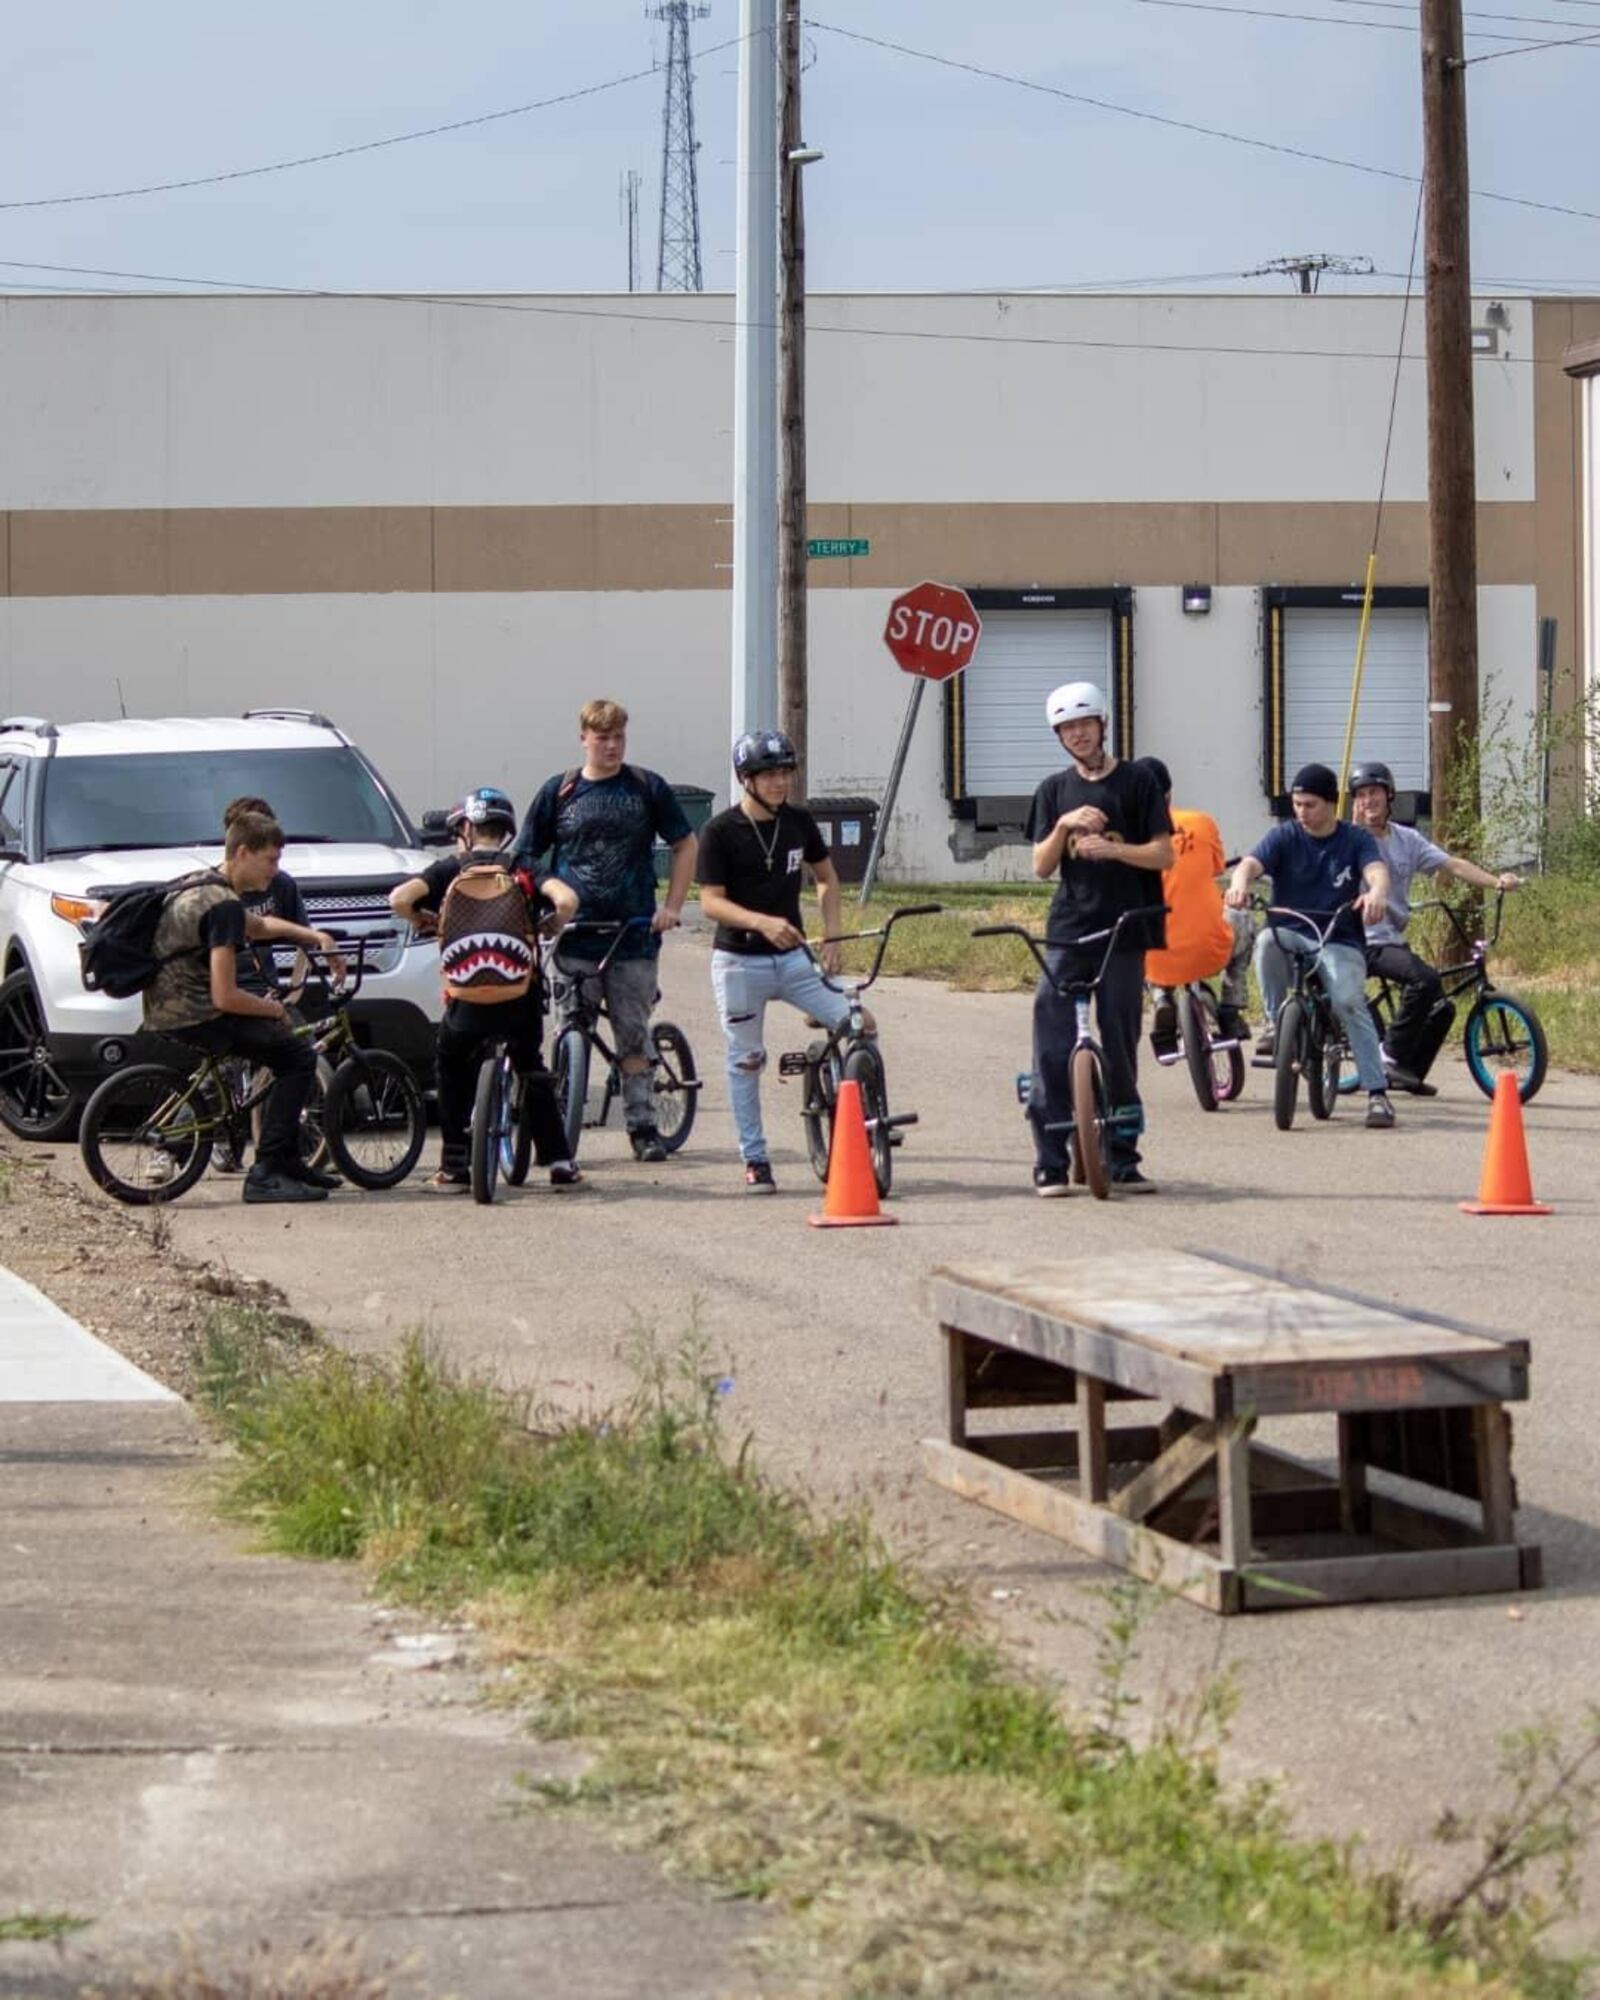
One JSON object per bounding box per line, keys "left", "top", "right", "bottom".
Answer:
{"left": 51, "top": 893, "right": 104, "bottom": 931}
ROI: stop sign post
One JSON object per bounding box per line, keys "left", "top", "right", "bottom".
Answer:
{"left": 861, "top": 582, "right": 983, "bottom": 903}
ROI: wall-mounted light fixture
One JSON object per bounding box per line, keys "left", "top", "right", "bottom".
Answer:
{"left": 1181, "top": 584, "right": 1212, "bottom": 616}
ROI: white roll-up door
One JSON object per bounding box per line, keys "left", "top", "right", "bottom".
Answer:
{"left": 1283, "top": 606, "right": 1429, "bottom": 790}
{"left": 960, "top": 609, "right": 1115, "bottom": 795}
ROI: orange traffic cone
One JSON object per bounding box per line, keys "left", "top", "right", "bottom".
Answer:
{"left": 1460, "top": 1071, "right": 1552, "bottom": 1217}
{"left": 808, "top": 1078, "right": 898, "bottom": 1229}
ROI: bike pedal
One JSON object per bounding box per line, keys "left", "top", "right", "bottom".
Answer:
{"left": 1153, "top": 1051, "right": 1182, "bottom": 1066}
{"left": 777, "top": 1052, "right": 809, "bottom": 1077}
{"left": 1015, "top": 1072, "right": 1032, "bottom": 1105}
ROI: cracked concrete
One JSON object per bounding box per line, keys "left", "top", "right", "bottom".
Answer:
{"left": 0, "top": 1400, "right": 764, "bottom": 1999}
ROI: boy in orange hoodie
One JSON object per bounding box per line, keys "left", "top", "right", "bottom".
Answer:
{"left": 1137, "top": 758, "right": 1253, "bottom": 1055}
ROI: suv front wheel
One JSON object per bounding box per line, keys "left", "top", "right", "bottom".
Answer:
{"left": 0, "top": 968, "right": 82, "bottom": 1141}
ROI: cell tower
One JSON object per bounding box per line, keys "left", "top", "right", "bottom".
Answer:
{"left": 652, "top": 1, "right": 709, "bottom": 292}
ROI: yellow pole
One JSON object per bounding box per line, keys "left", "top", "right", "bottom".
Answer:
{"left": 1336, "top": 550, "right": 1379, "bottom": 816}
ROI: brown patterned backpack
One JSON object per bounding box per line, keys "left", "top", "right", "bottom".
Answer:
{"left": 436, "top": 860, "right": 537, "bottom": 1005}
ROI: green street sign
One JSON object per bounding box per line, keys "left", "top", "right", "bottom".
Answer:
{"left": 806, "top": 537, "right": 870, "bottom": 559}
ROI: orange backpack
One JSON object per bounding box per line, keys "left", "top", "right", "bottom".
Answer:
{"left": 436, "top": 859, "right": 537, "bottom": 1005}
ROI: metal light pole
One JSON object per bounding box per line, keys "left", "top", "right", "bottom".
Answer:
{"left": 778, "top": 4, "right": 818, "bottom": 801}
{"left": 731, "top": 0, "right": 780, "bottom": 756}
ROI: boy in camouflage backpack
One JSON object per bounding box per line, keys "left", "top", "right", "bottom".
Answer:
{"left": 391, "top": 787, "right": 579, "bottom": 1190}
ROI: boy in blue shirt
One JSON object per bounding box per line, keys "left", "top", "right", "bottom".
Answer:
{"left": 1226, "top": 762, "right": 1397, "bottom": 1129}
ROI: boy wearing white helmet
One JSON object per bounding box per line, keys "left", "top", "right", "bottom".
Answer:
{"left": 1025, "top": 683, "right": 1173, "bottom": 1195}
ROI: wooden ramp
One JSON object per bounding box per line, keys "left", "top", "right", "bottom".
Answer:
{"left": 923, "top": 1250, "right": 1538, "bottom": 1615}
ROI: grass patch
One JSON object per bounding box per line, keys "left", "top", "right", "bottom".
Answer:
{"left": 0, "top": 1912, "right": 89, "bottom": 1943}
{"left": 194, "top": 1311, "right": 1592, "bottom": 1999}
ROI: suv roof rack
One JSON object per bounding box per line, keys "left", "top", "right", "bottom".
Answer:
{"left": 244, "top": 708, "right": 335, "bottom": 729}
{"left": 0, "top": 716, "right": 57, "bottom": 739}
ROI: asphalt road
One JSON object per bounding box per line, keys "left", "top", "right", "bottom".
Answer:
{"left": 148, "top": 929, "right": 1600, "bottom": 1919}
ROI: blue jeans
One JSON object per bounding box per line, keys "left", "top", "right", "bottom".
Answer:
{"left": 710, "top": 948, "right": 853, "bottom": 1163}
{"left": 1254, "top": 928, "right": 1387, "bottom": 1093}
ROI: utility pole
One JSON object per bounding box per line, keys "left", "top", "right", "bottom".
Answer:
{"left": 1421, "top": 0, "right": 1480, "bottom": 844}
{"left": 777, "top": 4, "right": 810, "bottom": 798}
{"left": 732, "top": 0, "right": 779, "bottom": 752}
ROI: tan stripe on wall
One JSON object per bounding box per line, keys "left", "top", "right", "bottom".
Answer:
{"left": 2, "top": 500, "right": 1537, "bottom": 597}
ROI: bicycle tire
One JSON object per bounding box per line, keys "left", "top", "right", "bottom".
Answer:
{"left": 649, "top": 1021, "right": 698, "bottom": 1153}
{"left": 1307, "top": 1010, "right": 1340, "bottom": 1121}
{"left": 1273, "top": 997, "right": 1305, "bottom": 1132}
{"left": 1208, "top": 992, "right": 1247, "bottom": 1105}
{"left": 1464, "top": 990, "right": 1548, "bottom": 1104}
{"left": 1178, "top": 986, "right": 1218, "bottom": 1113}
{"left": 299, "top": 1053, "right": 336, "bottom": 1171}
{"left": 80, "top": 1064, "right": 217, "bottom": 1205}
{"left": 470, "top": 1054, "right": 507, "bottom": 1205}
{"left": 843, "top": 1042, "right": 893, "bottom": 1198}
{"left": 1070, "top": 1044, "right": 1110, "bottom": 1200}
{"left": 503, "top": 1073, "right": 534, "bottom": 1185}
{"left": 323, "top": 1051, "right": 427, "bottom": 1190}
{"left": 801, "top": 1048, "right": 837, "bottom": 1183}
{"left": 552, "top": 1026, "right": 588, "bottom": 1161}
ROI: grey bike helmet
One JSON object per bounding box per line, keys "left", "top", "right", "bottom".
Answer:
{"left": 447, "top": 786, "right": 518, "bottom": 834}
{"left": 733, "top": 729, "right": 798, "bottom": 780}
{"left": 1348, "top": 761, "right": 1395, "bottom": 798}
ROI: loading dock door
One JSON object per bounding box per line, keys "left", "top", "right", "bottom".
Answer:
{"left": 958, "top": 607, "right": 1115, "bottom": 798}
{"left": 1275, "top": 601, "right": 1429, "bottom": 795}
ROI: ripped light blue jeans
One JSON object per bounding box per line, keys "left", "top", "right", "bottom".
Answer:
{"left": 711, "top": 948, "right": 852, "bottom": 1163}
{"left": 1254, "top": 927, "right": 1388, "bottom": 1094}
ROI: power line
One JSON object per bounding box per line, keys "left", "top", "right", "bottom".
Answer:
{"left": 1459, "top": 20, "right": 1600, "bottom": 58}
{"left": 804, "top": 17, "right": 1600, "bottom": 226}
{"left": 0, "top": 35, "right": 751, "bottom": 214}
{"left": 1134, "top": 0, "right": 1600, "bottom": 40}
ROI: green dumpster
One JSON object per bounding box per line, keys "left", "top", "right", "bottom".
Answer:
{"left": 654, "top": 784, "right": 717, "bottom": 880}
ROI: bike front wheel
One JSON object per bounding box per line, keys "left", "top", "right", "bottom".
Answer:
{"left": 1273, "top": 997, "right": 1305, "bottom": 1132}
{"left": 323, "top": 1051, "right": 427, "bottom": 1190}
{"left": 1464, "top": 991, "right": 1548, "bottom": 1104}
{"left": 1178, "top": 986, "right": 1218, "bottom": 1113}
{"left": 552, "top": 1027, "right": 588, "bottom": 1161}
{"left": 1307, "top": 1010, "right": 1341, "bottom": 1121}
{"left": 1070, "top": 1044, "right": 1110, "bottom": 1200}
{"left": 470, "top": 1053, "right": 510, "bottom": 1205}
{"left": 80, "top": 1063, "right": 218, "bottom": 1205}
{"left": 649, "top": 1021, "right": 698, "bottom": 1154}
{"left": 843, "top": 1042, "right": 893, "bottom": 1198}
{"left": 801, "top": 1047, "right": 837, "bottom": 1183}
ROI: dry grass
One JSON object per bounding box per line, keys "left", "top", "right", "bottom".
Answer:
{"left": 82, "top": 1939, "right": 391, "bottom": 2000}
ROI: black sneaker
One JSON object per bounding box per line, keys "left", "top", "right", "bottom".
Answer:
{"left": 744, "top": 1160, "right": 777, "bottom": 1194}
{"left": 630, "top": 1126, "right": 668, "bottom": 1163}
{"left": 286, "top": 1159, "right": 342, "bottom": 1192}
{"left": 1032, "top": 1165, "right": 1070, "bottom": 1198}
{"left": 242, "top": 1166, "right": 329, "bottom": 1205}
{"left": 1216, "top": 1006, "right": 1250, "bottom": 1042}
{"left": 1150, "top": 997, "right": 1178, "bottom": 1043}
{"left": 1365, "top": 1092, "right": 1396, "bottom": 1130}
{"left": 1382, "top": 1057, "right": 1437, "bottom": 1097}
{"left": 549, "top": 1160, "right": 584, "bottom": 1188}
{"left": 1111, "top": 1167, "right": 1159, "bottom": 1194}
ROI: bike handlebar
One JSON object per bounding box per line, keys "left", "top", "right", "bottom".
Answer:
{"left": 807, "top": 903, "right": 945, "bottom": 992}
{"left": 552, "top": 914, "right": 654, "bottom": 976}
{"left": 280, "top": 931, "right": 402, "bottom": 1004}
{"left": 971, "top": 905, "right": 1166, "bottom": 996}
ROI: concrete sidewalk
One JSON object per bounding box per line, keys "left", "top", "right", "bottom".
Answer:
{"left": 0, "top": 1282, "right": 760, "bottom": 1998}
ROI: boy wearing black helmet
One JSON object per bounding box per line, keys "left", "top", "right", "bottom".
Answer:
{"left": 1349, "top": 760, "right": 1522, "bottom": 1093}
{"left": 392, "top": 787, "right": 579, "bottom": 1189}
{"left": 1226, "top": 763, "right": 1396, "bottom": 1128}
{"left": 696, "top": 730, "right": 852, "bottom": 1192}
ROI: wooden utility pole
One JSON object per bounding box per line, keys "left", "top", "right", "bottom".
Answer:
{"left": 1421, "top": 0, "right": 1480, "bottom": 845}
{"left": 777, "top": 2, "right": 809, "bottom": 799}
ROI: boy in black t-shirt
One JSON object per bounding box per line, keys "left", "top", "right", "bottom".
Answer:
{"left": 695, "top": 729, "right": 854, "bottom": 1192}
{"left": 1023, "top": 684, "right": 1173, "bottom": 1196}
{"left": 391, "top": 787, "right": 579, "bottom": 1189}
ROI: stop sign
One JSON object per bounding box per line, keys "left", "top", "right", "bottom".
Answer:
{"left": 883, "top": 580, "right": 982, "bottom": 682}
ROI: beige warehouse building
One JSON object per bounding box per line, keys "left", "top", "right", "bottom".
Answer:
{"left": 1, "top": 288, "right": 1596, "bottom": 868}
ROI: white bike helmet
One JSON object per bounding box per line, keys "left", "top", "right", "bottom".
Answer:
{"left": 1045, "top": 681, "right": 1110, "bottom": 729}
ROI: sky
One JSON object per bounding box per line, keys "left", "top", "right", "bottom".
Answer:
{"left": 0, "top": 1, "right": 1595, "bottom": 302}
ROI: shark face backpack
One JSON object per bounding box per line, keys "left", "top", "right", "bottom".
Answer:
{"left": 435, "top": 860, "right": 537, "bottom": 1005}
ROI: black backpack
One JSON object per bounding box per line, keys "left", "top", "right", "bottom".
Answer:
{"left": 78, "top": 873, "right": 215, "bottom": 998}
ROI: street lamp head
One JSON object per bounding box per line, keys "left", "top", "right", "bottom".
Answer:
{"left": 787, "top": 145, "right": 824, "bottom": 165}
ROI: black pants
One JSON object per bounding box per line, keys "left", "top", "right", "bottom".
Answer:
{"left": 1365, "top": 941, "right": 1450, "bottom": 1075}
{"left": 1030, "top": 946, "right": 1146, "bottom": 1174}
{"left": 172, "top": 1015, "right": 316, "bottom": 1172}
{"left": 436, "top": 993, "right": 568, "bottom": 1170}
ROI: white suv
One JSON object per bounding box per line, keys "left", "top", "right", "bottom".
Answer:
{"left": 0, "top": 709, "right": 444, "bottom": 1140}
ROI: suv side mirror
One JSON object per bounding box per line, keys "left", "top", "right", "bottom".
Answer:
{"left": 418, "top": 809, "right": 455, "bottom": 849}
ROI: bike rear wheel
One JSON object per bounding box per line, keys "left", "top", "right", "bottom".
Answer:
{"left": 1178, "top": 986, "right": 1218, "bottom": 1113}
{"left": 843, "top": 1042, "right": 893, "bottom": 1198}
{"left": 1464, "top": 991, "right": 1548, "bottom": 1104}
{"left": 323, "top": 1051, "right": 427, "bottom": 1190}
{"left": 650, "top": 1022, "right": 698, "bottom": 1153}
{"left": 80, "top": 1064, "right": 218, "bottom": 1205}
{"left": 470, "top": 1053, "right": 509, "bottom": 1204}
{"left": 1307, "top": 1009, "right": 1341, "bottom": 1121}
{"left": 502, "top": 1072, "right": 534, "bottom": 1185}
{"left": 1070, "top": 1044, "right": 1110, "bottom": 1200}
{"left": 552, "top": 1027, "right": 588, "bottom": 1161}
{"left": 1273, "top": 997, "right": 1305, "bottom": 1131}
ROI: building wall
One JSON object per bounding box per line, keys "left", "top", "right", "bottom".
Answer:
{"left": 0, "top": 290, "right": 1567, "bottom": 875}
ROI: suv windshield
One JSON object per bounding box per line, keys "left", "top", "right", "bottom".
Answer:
{"left": 41, "top": 747, "right": 411, "bottom": 856}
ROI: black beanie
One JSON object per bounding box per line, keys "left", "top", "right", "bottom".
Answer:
{"left": 1290, "top": 762, "right": 1339, "bottom": 803}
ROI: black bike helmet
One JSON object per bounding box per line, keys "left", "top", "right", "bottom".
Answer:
{"left": 447, "top": 785, "right": 518, "bottom": 834}
{"left": 1348, "top": 761, "right": 1395, "bottom": 797}
{"left": 733, "top": 729, "right": 798, "bottom": 780}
